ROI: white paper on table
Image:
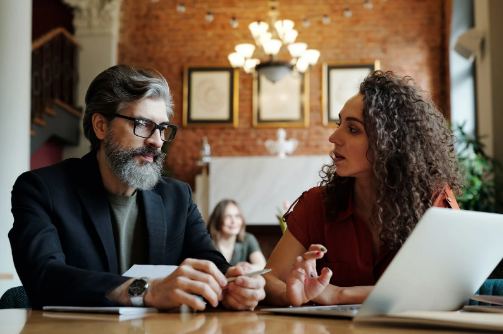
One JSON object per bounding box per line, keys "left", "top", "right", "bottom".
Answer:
{"left": 123, "top": 265, "right": 178, "bottom": 279}
{"left": 470, "top": 295, "right": 503, "bottom": 305}
{"left": 43, "top": 306, "right": 157, "bottom": 315}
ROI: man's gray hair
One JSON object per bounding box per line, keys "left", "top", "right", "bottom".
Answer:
{"left": 83, "top": 65, "right": 174, "bottom": 151}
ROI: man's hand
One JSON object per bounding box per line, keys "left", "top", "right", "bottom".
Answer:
{"left": 221, "top": 266, "right": 266, "bottom": 311}
{"left": 234, "top": 261, "right": 253, "bottom": 273}
{"left": 143, "top": 258, "right": 228, "bottom": 311}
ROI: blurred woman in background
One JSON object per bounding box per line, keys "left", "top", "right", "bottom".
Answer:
{"left": 207, "top": 199, "right": 266, "bottom": 273}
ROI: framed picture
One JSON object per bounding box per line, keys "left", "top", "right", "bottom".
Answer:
{"left": 253, "top": 70, "right": 309, "bottom": 128}
{"left": 183, "top": 65, "right": 239, "bottom": 128}
{"left": 322, "top": 60, "right": 380, "bottom": 126}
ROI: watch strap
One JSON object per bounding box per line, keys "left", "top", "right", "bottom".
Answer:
{"left": 131, "top": 295, "right": 145, "bottom": 307}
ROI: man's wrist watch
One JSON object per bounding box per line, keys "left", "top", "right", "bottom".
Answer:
{"left": 128, "top": 277, "right": 149, "bottom": 307}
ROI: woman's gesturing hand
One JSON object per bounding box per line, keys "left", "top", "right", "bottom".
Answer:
{"left": 286, "top": 244, "right": 332, "bottom": 306}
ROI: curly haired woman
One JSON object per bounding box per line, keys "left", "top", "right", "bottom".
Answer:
{"left": 263, "top": 71, "right": 464, "bottom": 306}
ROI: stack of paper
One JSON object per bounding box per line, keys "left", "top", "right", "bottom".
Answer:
{"left": 355, "top": 295, "right": 503, "bottom": 331}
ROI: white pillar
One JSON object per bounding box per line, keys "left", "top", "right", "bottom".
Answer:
{"left": 449, "top": 0, "right": 476, "bottom": 136}
{"left": 62, "top": 0, "right": 122, "bottom": 159}
{"left": 474, "top": 0, "right": 494, "bottom": 156}
{"left": 0, "top": 0, "right": 32, "bottom": 295}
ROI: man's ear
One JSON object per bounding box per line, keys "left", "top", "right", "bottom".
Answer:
{"left": 92, "top": 113, "right": 109, "bottom": 140}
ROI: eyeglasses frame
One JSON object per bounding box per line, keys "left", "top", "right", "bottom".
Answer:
{"left": 114, "top": 114, "right": 178, "bottom": 143}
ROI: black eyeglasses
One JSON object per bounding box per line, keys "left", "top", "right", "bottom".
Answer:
{"left": 115, "top": 114, "right": 178, "bottom": 142}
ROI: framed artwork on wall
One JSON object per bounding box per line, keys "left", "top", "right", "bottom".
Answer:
{"left": 252, "top": 71, "right": 309, "bottom": 128}
{"left": 322, "top": 60, "right": 380, "bottom": 127}
{"left": 183, "top": 65, "right": 239, "bottom": 128}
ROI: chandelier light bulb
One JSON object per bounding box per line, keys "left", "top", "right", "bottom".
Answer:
{"left": 249, "top": 21, "right": 269, "bottom": 39}
{"left": 176, "top": 3, "right": 185, "bottom": 12}
{"left": 243, "top": 66, "right": 254, "bottom": 74}
{"left": 302, "top": 49, "right": 321, "bottom": 65}
{"left": 247, "top": 58, "right": 261, "bottom": 67}
{"left": 263, "top": 39, "right": 282, "bottom": 56}
{"left": 302, "top": 19, "right": 311, "bottom": 28}
{"left": 274, "top": 19, "right": 295, "bottom": 39}
{"left": 364, "top": 0, "right": 373, "bottom": 9}
{"left": 322, "top": 15, "right": 331, "bottom": 25}
{"left": 205, "top": 12, "right": 214, "bottom": 22}
{"left": 235, "top": 43, "right": 256, "bottom": 58}
{"left": 344, "top": 8, "right": 352, "bottom": 18}
{"left": 282, "top": 29, "right": 298, "bottom": 44}
{"left": 259, "top": 32, "right": 272, "bottom": 46}
{"left": 230, "top": 17, "right": 239, "bottom": 28}
{"left": 228, "top": 53, "right": 245, "bottom": 68}
{"left": 287, "top": 42, "right": 307, "bottom": 58}
{"left": 296, "top": 58, "right": 309, "bottom": 73}
{"left": 244, "top": 58, "right": 260, "bottom": 73}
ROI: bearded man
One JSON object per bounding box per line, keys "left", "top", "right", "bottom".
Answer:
{"left": 9, "top": 65, "right": 265, "bottom": 311}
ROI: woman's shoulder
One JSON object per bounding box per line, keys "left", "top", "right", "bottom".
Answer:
{"left": 237, "top": 233, "right": 257, "bottom": 245}
{"left": 243, "top": 232, "right": 256, "bottom": 242}
{"left": 283, "top": 187, "right": 326, "bottom": 224}
{"left": 292, "top": 186, "right": 325, "bottom": 207}
{"left": 243, "top": 233, "right": 262, "bottom": 252}
{"left": 432, "top": 184, "right": 460, "bottom": 210}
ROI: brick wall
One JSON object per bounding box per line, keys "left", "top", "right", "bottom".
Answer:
{"left": 118, "top": 0, "right": 449, "bottom": 189}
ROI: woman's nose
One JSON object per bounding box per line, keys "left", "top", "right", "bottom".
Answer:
{"left": 329, "top": 127, "right": 341, "bottom": 145}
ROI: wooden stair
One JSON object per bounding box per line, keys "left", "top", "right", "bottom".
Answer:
{"left": 30, "top": 28, "right": 82, "bottom": 154}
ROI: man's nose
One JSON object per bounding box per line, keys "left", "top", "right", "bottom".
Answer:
{"left": 146, "top": 128, "right": 163, "bottom": 149}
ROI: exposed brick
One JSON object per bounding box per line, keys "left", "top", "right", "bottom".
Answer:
{"left": 119, "top": 0, "right": 449, "bottom": 189}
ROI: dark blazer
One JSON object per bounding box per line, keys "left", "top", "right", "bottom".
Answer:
{"left": 9, "top": 151, "right": 230, "bottom": 309}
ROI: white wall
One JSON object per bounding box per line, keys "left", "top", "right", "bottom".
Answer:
{"left": 0, "top": 0, "right": 32, "bottom": 295}
{"left": 474, "top": 0, "right": 503, "bottom": 163}
{"left": 63, "top": 35, "right": 119, "bottom": 159}
{"left": 449, "top": 0, "right": 476, "bottom": 136}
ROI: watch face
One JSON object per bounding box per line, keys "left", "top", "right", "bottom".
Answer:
{"left": 129, "top": 279, "right": 147, "bottom": 296}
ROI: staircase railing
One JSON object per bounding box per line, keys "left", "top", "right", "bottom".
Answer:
{"left": 31, "top": 27, "right": 81, "bottom": 125}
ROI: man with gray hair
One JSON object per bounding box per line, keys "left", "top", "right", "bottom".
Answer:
{"left": 10, "top": 65, "right": 265, "bottom": 311}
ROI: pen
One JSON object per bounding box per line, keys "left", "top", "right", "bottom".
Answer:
{"left": 226, "top": 269, "right": 272, "bottom": 283}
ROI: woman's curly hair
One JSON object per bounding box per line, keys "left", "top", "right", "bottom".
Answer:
{"left": 320, "top": 70, "right": 464, "bottom": 250}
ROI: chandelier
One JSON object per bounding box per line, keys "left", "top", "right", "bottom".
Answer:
{"left": 227, "top": 2, "right": 320, "bottom": 83}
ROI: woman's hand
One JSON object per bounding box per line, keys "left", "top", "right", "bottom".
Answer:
{"left": 286, "top": 244, "right": 332, "bottom": 306}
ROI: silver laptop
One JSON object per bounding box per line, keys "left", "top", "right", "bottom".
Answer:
{"left": 263, "top": 208, "right": 503, "bottom": 318}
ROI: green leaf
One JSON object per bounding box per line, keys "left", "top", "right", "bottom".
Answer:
{"left": 454, "top": 123, "right": 503, "bottom": 213}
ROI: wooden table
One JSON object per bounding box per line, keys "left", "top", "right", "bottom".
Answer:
{"left": 0, "top": 308, "right": 475, "bottom": 334}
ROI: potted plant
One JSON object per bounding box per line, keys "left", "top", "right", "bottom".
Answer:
{"left": 454, "top": 123, "right": 503, "bottom": 278}
{"left": 454, "top": 123, "right": 502, "bottom": 213}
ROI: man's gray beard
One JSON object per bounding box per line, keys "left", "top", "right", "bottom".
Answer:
{"left": 103, "top": 131, "right": 166, "bottom": 190}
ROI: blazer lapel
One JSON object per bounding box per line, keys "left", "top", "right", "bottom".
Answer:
{"left": 141, "top": 190, "right": 167, "bottom": 264}
{"left": 75, "top": 152, "right": 119, "bottom": 274}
